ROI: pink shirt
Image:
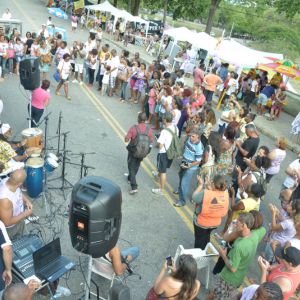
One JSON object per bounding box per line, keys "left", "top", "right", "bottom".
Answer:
{"left": 31, "top": 87, "right": 50, "bottom": 109}
{"left": 148, "top": 89, "right": 156, "bottom": 105}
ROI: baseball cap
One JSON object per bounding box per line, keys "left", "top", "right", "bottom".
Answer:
{"left": 0, "top": 123, "right": 10, "bottom": 135}
{"left": 275, "top": 246, "right": 300, "bottom": 267}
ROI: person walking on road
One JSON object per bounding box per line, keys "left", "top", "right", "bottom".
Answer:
{"left": 152, "top": 112, "right": 178, "bottom": 196}
{"left": 125, "top": 112, "right": 153, "bottom": 195}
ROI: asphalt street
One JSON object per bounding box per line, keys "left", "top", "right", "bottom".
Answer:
{"left": 0, "top": 1, "right": 298, "bottom": 299}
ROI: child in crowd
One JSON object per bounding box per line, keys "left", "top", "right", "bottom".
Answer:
{"left": 101, "top": 65, "right": 111, "bottom": 96}
{"left": 147, "top": 81, "right": 160, "bottom": 124}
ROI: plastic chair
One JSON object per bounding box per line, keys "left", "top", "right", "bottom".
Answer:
{"left": 89, "top": 257, "right": 122, "bottom": 300}
{"left": 174, "top": 243, "right": 219, "bottom": 289}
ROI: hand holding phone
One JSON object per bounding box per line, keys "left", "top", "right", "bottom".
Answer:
{"left": 166, "top": 256, "right": 173, "bottom": 267}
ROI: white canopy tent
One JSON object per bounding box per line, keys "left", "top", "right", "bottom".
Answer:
{"left": 85, "top": 0, "right": 150, "bottom": 36}
{"left": 214, "top": 39, "right": 283, "bottom": 68}
{"left": 161, "top": 27, "right": 218, "bottom": 57}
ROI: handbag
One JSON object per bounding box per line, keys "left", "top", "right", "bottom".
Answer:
{"left": 53, "top": 61, "right": 64, "bottom": 82}
{"left": 53, "top": 71, "right": 60, "bottom": 83}
{"left": 237, "top": 90, "right": 243, "bottom": 100}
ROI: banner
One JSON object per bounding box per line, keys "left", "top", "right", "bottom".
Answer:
{"left": 74, "top": 0, "right": 85, "bottom": 10}
{"left": 136, "top": 20, "right": 163, "bottom": 35}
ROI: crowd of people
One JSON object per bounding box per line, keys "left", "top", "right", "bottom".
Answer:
{"left": 0, "top": 4, "right": 300, "bottom": 300}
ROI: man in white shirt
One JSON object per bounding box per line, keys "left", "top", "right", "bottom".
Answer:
{"left": 225, "top": 72, "right": 239, "bottom": 100}
{"left": 152, "top": 112, "right": 178, "bottom": 195}
{"left": 107, "top": 49, "right": 120, "bottom": 97}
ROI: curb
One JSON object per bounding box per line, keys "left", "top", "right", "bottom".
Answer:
{"left": 103, "top": 35, "right": 300, "bottom": 154}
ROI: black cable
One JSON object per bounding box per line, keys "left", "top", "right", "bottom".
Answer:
{"left": 78, "top": 254, "right": 90, "bottom": 293}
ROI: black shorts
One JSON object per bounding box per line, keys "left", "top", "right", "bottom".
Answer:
{"left": 157, "top": 153, "right": 173, "bottom": 173}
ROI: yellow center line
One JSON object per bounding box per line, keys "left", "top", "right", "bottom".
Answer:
{"left": 80, "top": 84, "right": 194, "bottom": 231}
{"left": 80, "top": 85, "right": 194, "bottom": 217}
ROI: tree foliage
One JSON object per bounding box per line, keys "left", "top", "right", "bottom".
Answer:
{"left": 273, "top": 0, "right": 300, "bottom": 18}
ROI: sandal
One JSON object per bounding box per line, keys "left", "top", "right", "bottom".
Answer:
{"left": 55, "top": 92, "right": 60, "bottom": 96}
{"left": 66, "top": 96, "right": 71, "bottom": 101}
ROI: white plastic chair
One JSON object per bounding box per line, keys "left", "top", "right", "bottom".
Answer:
{"left": 174, "top": 243, "right": 219, "bottom": 289}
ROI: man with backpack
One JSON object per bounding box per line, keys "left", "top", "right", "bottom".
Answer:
{"left": 152, "top": 112, "right": 181, "bottom": 196}
{"left": 125, "top": 112, "right": 153, "bottom": 195}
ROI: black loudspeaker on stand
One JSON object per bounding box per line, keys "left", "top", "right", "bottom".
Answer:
{"left": 20, "top": 57, "right": 40, "bottom": 91}
{"left": 69, "top": 176, "right": 122, "bottom": 258}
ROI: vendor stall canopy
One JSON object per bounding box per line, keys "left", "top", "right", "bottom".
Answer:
{"left": 85, "top": 0, "right": 151, "bottom": 36}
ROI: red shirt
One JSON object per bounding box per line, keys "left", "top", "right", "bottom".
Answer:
{"left": 31, "top": 87, "right": 50, "bottom": 109}
{"left": 194, "top": 68, "right": 204, "bottom": 85}
{"left": 126, "top": 123, "right": 153, "bottom": 143}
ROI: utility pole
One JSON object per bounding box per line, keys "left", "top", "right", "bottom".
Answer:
{"left": 229, "top": 22, "right": 234, "bottom": 38}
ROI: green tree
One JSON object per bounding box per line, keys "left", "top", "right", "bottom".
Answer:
{"left": 273, "top": 0, "right": 300, "bottom": 18}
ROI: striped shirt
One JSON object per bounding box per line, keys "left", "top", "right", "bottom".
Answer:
{"left": 183, "top": 138, "right": 203, "bottom": 170}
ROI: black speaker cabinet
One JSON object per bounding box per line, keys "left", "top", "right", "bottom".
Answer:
{"left": 19, "top": 57, "right": 40, "bottom": 90}
{"left": 69, "top": 176, "right": 122, "bottom": 258}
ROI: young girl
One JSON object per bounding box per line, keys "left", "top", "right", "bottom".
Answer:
{"left": 13, "top": 37, "right": 24, "bottom": 75}
{"left": 129, "top": 61, "right": 139, "bottom": 102}
{"left": 101, "top": 65, "right": 111, "bottom": 96}
{"left": 7, "top": 40, "right": 15, "bottom": 74}
{"left": 87, "top": 49, "right": 98, "bottom": 87}
{"left": 171, "top": 97, "right": 182, "bottom": 127}
{"left": 147, "top": 81, "right": 160, "bottom": 124}
{"left": 133, "top": 62, "right": 147, "bottom": 106}
{"left": 71, "top": 14, "right": 78, "bottom": 32}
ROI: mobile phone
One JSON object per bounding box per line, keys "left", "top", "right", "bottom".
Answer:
{"left": 166, "top": 256, "right": 172, "bottom": 266}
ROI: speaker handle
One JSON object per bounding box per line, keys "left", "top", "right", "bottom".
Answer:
{"left": 104, "top": 218, "right": 116, "bottom": 239}
{"left": 80, "top": 182, "right": 102, "bottom": 193}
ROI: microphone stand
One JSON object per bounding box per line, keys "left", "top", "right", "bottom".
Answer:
{"left": 56, "top": 111, "right": 62, "bottom": 156}
{"left": 48, "top": 132, "right": 73, "bottom": 190}
{"left": 37, "top": 112, "right": 52, "bottom": 155}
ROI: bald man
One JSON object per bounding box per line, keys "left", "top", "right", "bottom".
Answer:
{"left": 1, "top": 281, "right": 39, "bottom": 300}
{"left": 0, "top": 169, "right": 33, "bottom": 239}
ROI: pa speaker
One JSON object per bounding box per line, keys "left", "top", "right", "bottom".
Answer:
{"left": 69, "top": 176, "right": 122, "bottom": 258}
{"left": 19, "top": 57, "right": 40, "bottom": 90}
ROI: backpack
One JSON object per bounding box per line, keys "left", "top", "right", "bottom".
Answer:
{"left": 253, "top": 171, "right": 267, "bottom": 196}
{"left": 131, "top": 125, "right": 150, "bottom": 158}
{"left": 165, "top": 127, "right": 181, "bottom": 160}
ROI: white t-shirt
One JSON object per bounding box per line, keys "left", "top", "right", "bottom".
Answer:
{"left": 160, "top": 95, "right": 173, "bottom": 114}
{"left": 57, "top": 60, "right": 71, "bottom": 80}
{"left": 0, "top": 42, "right": 8, "bottom": 57}
{"left": 108, "top": 56, "right": 120, "bottom": 77}
{"left": 226, "top": 78, "right": 239, "bottom": 95}
{"left": 241, "top": 284, "right": 259, "bottom": 300}
{"left": 290, "top": 237, "right": 300, "bottom": 250}
{"left": 102, "top": 72, "right": 110, "bottom": 85}
{"left": 157, "top": 124, "right": 178, "bottom": 154}
{"left": 172, "top": 109, "right": 181, "bottom": 126}
{"left": 14, "top": 43, "right": 24, "bottom": 56}
{"left": 251, "top": 80, "right": 258, "bottom": 93}
{"left": 283, "top": 159, "right": 300, "bottom": 188}
{"left": 88, "top": 55, "right": 98, "bottom": 70}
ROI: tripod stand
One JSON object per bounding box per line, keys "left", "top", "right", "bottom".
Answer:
{"left": 49, "top": 132, "right": 73, "bottom": 190}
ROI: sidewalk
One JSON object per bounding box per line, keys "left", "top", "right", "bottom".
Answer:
{"left": 103, "top": 32, "right": 300, "bottom": 153}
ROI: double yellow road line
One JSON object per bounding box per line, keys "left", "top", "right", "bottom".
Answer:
{"left": 80, "top": 84, "right": 194, "bottom": 231}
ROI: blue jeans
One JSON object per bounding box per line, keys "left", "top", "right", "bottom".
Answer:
{"left": 178, "top": 168, "right": 198, "bottom": 205}
{"left": 121, "top": 247, "right": 139, "bottom": 262}
{"left": 264, "top": 242, "right": 275, "bottom": 262}
{"left": 120, "top": 81, "right": 128, "bottom": 100}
